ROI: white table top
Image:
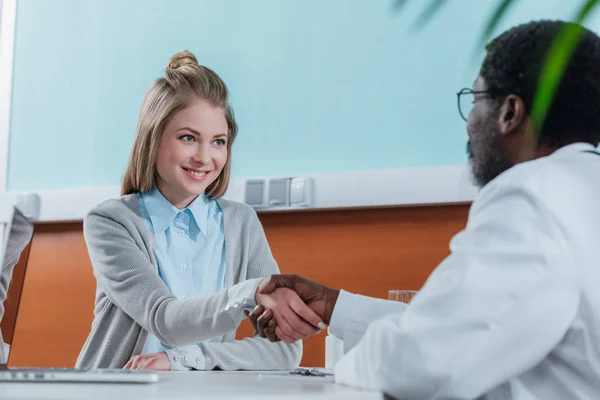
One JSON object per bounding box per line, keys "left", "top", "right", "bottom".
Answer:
{"left": 0, "top": 370, "right": 383, "bottom": 399}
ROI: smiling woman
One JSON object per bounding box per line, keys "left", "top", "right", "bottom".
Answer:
{"left": 75, "top": 50, "right": 321, "bottom": 372}
{"left": 153, "top": 99, "right": 230, "bottom": 209}
{"left": 121, "top": 50, "right": 237, "bottom": 203}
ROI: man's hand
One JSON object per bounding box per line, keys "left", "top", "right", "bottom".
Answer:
{"left": 259, "top": 274, "right": 340, "bottom": 324}
{"left": 123, "top": 352, "right": 170, "bottom": 371}
{"left": 245, "top": 305, "right": 279, "bottom": 342}
{"left": 253, "top": 274, "right": 340, "bottom": 342}
{"left": 255, "top": 286, "right": 324, "bottom": 343}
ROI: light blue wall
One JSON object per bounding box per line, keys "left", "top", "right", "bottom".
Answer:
{"left": 7, "top": 0, "right": 600, "bottom": 191}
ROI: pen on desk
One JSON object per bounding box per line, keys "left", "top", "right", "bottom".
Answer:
{"left": 258, "top": 373, "right": 330, "bottom": 381}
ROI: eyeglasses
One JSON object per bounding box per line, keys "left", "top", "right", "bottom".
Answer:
{"left": 456, "top": 88, "right": 499, "bottom": 121}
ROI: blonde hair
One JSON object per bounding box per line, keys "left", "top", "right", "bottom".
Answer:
{"left": 121, "top": 50, "right": 237, "bottom": 199}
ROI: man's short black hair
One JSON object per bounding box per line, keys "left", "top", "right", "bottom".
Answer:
{"left": 480, "top": 20, "right": 600, "bottom": 147}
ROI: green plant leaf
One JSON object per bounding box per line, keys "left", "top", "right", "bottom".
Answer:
{"left": 410, "top": 0, "right": 451, "bottom": 33}
{"left": 531, "top": 0, "right": 600, "bottom": 134}
{"left": 473, "top": 0, "right": 517, "bottom": 58}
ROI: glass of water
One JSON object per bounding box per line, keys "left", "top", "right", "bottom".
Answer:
{"left": 388, "top": 290, "right": 418, "bottom": 303}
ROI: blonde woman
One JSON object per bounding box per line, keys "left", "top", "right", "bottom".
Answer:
{"left": 76, "top": 51, "right": 323, "bottom": 371}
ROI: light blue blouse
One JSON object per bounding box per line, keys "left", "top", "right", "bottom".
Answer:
{"left": 137, "top": 187, "right": 226, "bottom": 354}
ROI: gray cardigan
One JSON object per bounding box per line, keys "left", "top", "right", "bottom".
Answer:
{"left": 0, "top": 212, "right": 34, "bottom": 364}
{"left": 75, "top": 194, "right": 301, "bottom": 370}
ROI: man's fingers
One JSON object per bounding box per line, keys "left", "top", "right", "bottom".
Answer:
{"left": 289, "top": 298, "right": 326, "bottom": 331}
{"left": 256, "top": 308, "right": 273, "bottom": 337}
{"left": 123, "top": 359, "right": 133, "bottom": 370}
{"left": 247, "top": 305, "right": 265, "bottom": 332}
{"left": 259, "top": 278, "right": 278, "bottom": 295}
{"left": 249, "top": 305, "right": 264, "bottom": 319}
{"left": 258, "top": 308, "right": 273, "bottom": 322}
{"left": 265, "top": 319, "right": 279, "bottom": 342}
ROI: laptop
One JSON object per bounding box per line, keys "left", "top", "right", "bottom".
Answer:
{"left": 0, "top": 207, "right": 159, "bottom": 383}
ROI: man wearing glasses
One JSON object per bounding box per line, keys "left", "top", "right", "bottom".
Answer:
{"left": 251, "top": 20, "right": 600, "bottom": 400}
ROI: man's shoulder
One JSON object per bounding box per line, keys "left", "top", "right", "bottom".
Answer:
{"left": 483, "top": 154, "right": 572, "bottom": 196}
{"left": 471, "top": 155, "right": 578, "bottom": 220}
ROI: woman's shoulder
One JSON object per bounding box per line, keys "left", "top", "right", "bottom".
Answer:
{"left": 216, "top": 198, "right": 256, "bottom": 219}
{"left": 85, "top": 194, "right": 143, "bottom": 226}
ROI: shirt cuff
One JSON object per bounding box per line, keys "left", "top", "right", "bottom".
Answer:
{"left": 223, "top": 278, "right": 262, "bottom": 323}
{"left": 329, "top": 290, "right": 356, "bottom": 340}
{"left": 165, "top": 346, "right": 206, "bottom": 371}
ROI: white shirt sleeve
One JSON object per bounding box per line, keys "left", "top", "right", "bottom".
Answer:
{"left": 332, "top": 179, "right": 580, "bottom": 400}
{"left": 329, "top": 290, "right": 407, "bottom": 353}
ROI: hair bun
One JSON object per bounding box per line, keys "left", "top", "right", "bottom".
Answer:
{"left": 167, "top": 50, "right": 198, "bottom": 71}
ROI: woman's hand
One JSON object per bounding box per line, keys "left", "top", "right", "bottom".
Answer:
{"left": 254, "top": 286, "right": 324, "bottom": 343}
{"left": 123, "top": 352, "right": 171, "bottom": 370}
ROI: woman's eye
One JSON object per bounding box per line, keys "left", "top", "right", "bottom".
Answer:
{"left": 180, "top": 135, "right": 195, "bottom": 142}
{"left": 215, "top": 139, "right": 226, "bottom": 146}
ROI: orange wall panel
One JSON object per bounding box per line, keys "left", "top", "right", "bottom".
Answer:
{"left": 6, "top": 204, "right": 469, "bottom": 368}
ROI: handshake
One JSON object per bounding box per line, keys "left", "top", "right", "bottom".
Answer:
{"left": 249, "top": 274, "right": 340, "bottom": 343}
